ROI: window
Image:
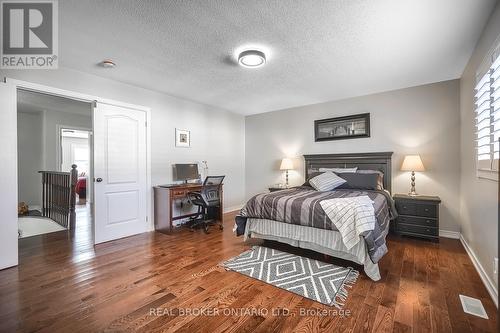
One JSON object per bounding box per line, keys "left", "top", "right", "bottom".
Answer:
{"left": 475, "top": 50, "right": 500, "bottom": 180}
{"left": 73, "top": 146, "right": 89, "bottom": 175}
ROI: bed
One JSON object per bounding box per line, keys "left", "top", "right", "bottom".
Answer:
{"left": 236, "top": 152, "right": 396, "bottom": 281}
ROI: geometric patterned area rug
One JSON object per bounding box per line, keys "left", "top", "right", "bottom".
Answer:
{"left": 221, "top": 246, "right": 359, "bottom": 308}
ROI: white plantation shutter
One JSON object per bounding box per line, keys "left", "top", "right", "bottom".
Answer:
{"left": 492, "top": 55, "right": 500, "bottom": 160}
{"left": 475, "top": 49, "right": 500, "bottom": 178}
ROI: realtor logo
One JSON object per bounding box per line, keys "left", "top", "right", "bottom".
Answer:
{"left": 1, "top": 0, "right": 58, "bottom": 69}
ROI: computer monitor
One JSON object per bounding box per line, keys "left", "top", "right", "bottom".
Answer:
{"left": 173, "top": 164, "right": 200, "bottom": 183}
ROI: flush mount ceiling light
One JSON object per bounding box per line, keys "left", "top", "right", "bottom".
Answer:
{"left": 99, "top": 59, "right": 116, "bottom": 68}
{"left": 238, "top": 50, "right": 266, "bottom": 68}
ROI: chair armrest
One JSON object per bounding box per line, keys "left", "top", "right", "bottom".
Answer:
{"left": 187, "top": 191, "right": 203, "bottom": 203}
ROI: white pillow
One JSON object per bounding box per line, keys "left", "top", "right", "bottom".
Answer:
{"left": 318, "top": 167, "right": 358, "bottom": 173}
{"left": 309, "top": 172, "right": 347, "bottom": 191}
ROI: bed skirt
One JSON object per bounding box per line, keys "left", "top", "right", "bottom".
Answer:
{"left": 243, "top": 218, "right": 381, "bottom": 281}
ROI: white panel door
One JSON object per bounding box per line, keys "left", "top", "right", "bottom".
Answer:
{"left": 94, "top": 102, "right": 148, "bottom": 244}
{"left": 0, "top": 82, "right": 18, "bottom": 269}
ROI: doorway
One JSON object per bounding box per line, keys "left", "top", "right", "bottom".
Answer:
{"left": 0, "top": 79, "right": 152, "bottom": 269}
{"left": 17, "top": 90, "right": 93, "bottom": 240}
{"left": 59, "top": 127, "right": 92, "bottom": 204}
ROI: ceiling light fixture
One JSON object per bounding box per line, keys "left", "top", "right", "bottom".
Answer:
{"left": 238, "top": 50, "right": 266, "bottom": 68}
{"left": 100, "top": 59, "right": 116, "bottom": 68}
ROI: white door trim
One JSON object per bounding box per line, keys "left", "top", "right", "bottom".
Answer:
{"left": 7, "top": 78, "right": 151, "bottom": 112}
{"left": 0, "top": 80, "right": 18, "bottom": 269}
{"left": 7, "top": 77, "right": 154, "bottom": 240}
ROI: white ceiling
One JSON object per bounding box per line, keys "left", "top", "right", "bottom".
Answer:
{"left": 59, "top": 0, "right": 497, "bottom": 115}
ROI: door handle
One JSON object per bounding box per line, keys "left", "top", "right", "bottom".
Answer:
{"left": 96, "top": 177, "right": 103, "bottom": 182}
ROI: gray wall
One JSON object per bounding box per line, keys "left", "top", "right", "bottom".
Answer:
{"left": 17, "top": 112, "right": 43, "bottom": 207}
{"left": 459, "top": 4, "right": 499, "bottom": 292}
{"left": 245, "top": 80, "right": 461, "bottom": 232}
{"left": 3, "top": 67, "right": 246, "bottom": 211}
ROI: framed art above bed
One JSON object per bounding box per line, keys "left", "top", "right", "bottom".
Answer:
{"left": 303, "top": 152, "right": 393, "bottom": 192}
{"left": 314, "top": 113, "right": 370, "bottom": 142}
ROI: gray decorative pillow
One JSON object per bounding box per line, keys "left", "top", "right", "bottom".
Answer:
{"left": 356, "top": 170, "right": 384, "bottom": 190}
{"left": 337, "top": 173, "right": 379, "bottom": 190}
{"left": 309, "top": 172, "right": 347, "bottom": 191}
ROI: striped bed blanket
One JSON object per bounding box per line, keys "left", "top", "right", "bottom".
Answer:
{"left": 320, "top": 196, "right": 376, "bottom": 250}
{"left": 240, "top": 186, "right": 397, "bottom": 263}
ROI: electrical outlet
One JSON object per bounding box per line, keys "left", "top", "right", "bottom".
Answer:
{"left": 494, "top": 258, "right": 498, "bottom": 275}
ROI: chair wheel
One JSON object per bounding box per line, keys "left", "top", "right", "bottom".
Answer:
{"left": 204, "top": 225, "right": 209, "bottom": 234}
{"left": 219, "top": 225, "right": 224, "bottom": 230}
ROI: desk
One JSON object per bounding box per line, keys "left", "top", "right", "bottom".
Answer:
{"left": 153, "top": 183, "right": 223, "bottom": 233}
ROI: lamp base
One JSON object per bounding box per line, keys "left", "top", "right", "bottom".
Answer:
{"left": 408, "top": 171, "right": 418, "bottom": 197}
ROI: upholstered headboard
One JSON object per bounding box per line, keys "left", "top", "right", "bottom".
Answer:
{"left": 303, "top": 152, "right": 393, "bottom": 193}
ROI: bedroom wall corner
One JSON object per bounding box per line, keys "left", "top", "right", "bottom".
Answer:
{"left": 459, "top": 3, "right": 500, "bottom": 296}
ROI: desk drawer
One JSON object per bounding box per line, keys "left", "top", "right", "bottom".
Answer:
{"left": 397, "top": 215, "right": 437, "bottom": 227}
{"left": 397, "top": 223, "right": 438, "bottom": 236}
{"left": 172, "top": 190, "right": 186, "bottom": 198}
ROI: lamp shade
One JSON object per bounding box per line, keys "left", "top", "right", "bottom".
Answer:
{"left": 280, "top": 158, "right": 294, "bottom": 170}
{"left": 401, "top": 155, "right": 425, "bottom": 172}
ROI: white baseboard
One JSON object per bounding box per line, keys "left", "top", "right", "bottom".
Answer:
{"left": 439, "top": 229, "right": 460, "bottom": 239}
{"left": 459, "top": 234, "right": 498, "bottom": 308}
{"left": 224, "top": 204, "right": 244, "bottom": 214}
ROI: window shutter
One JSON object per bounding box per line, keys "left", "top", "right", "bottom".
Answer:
{"left": 475, "top": 69, "right": 492, "bottom": 169}
{"left": 475, "top": 49, "right": 500, "bottom": 175}
{"left": 492, "top": 55, "right": 500, "bottom": 164}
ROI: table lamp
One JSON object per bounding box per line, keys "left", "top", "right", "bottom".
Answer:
{"left": 280, "top": 158, "right": 294, "bottom": 188}
{"left": 401, "top": 155, "right": 425, "bottom": 196}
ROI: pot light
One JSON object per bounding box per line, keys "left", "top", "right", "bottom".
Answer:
{"left": 238, "top": 50, "right": 266, "bottom": 68}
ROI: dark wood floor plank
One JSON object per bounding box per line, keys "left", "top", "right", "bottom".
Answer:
{"left": 0, "top": 209, "right": 497, "bottom": 332}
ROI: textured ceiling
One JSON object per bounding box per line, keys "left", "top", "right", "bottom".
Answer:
{"left": 58, "top": 0, "right": 497, "bottom": 115}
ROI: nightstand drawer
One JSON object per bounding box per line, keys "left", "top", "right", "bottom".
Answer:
{"left": 397, "top": 215, "right": 437, "bottom": 227}
{"left": 397, "top": 223, "right": 438, "bottom": 236}
{"left": 395, "top": 201, "right": 417, "bottom": 215}
{"left": 395, "top": 201, "right": 437, "bottom": 218}
{"left": 416, "top": 204, "right": 437, "bottom": 218}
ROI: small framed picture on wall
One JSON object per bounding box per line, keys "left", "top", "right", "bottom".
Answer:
{"left": 175, "top": 128, "right": 190, "bottom": 147}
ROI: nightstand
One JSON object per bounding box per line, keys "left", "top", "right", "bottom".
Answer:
{"left": 393, "top": 194, "right": 441, "bottom": 242}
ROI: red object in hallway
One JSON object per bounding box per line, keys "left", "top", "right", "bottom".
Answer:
{"left": 75, "top": 177, "right": 87, "bottom": 198}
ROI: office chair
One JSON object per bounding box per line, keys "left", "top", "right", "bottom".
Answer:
{"left": 187, "top": 175, "right": 225, "bottom": 233}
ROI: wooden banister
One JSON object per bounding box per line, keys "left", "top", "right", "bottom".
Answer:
{"left": 39, "top": 165, "right": 78, "bottom": 229}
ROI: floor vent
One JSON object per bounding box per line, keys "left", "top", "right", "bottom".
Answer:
{"left": 459, "top": 294, "right": 489, "bottom": 319}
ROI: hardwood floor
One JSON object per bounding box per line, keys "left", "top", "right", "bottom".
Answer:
{"left": 0, "top": 211, "right": 497, "bottom": 332}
